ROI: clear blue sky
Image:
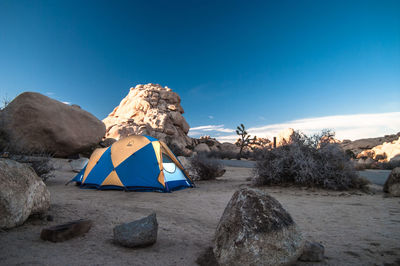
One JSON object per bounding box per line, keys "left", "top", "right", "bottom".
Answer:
{"left": 1, "top": 0, "right": 399, "bottom": 138}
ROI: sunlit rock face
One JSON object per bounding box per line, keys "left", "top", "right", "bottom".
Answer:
{"left": 357, "top": 137, "right": 400, "bottom": 162}
{"left": 340, "top": 133, "right": 400, "bottom": 156}
{"left": 103, "top": 84, "right": 192, "bottom": 155}
{"left": 276, "top": 128, "right": 296, "bottom": 146}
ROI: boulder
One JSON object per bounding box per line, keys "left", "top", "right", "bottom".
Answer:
{"left": 219, "top": 142, "right": 240, "bottom": 154}
{"left": 103, "top": 84, "right": 192, "bottom": 154}
{"left": 0, "top": 159, "right": 50, "bottom": 229}
{"left": 113, "top": 213, "right": 158, "bottom": 248}
{"left": 213, "top": 188, "right": 304, "bottom": 266}
{"left": 383, "top": 167, "right": 400, "bottom": 196}
{"left": 0, "top": 92, "right": 105, "bottom": 157}
{"left": 298, "top": 240, "right": 325, "bottom": 262}
{"left": 194, "top": 143, "right": 211, "bottom": 153}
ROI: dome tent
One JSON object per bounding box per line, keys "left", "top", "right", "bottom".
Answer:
{"left": 70, "top": 135, "right": 193, "bottom": 192}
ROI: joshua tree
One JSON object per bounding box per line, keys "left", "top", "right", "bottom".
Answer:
{"left": 235, "top": 124, "right": 256, "bottom": 158}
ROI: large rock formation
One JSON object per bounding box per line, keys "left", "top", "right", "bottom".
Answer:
{"left": 0, "top": 92, "right": 106, "bottom": 157}
{"left": 356, "top": 137, "right": 400, "bottom": 162}
{"left": 0, "top": 159, "right": 50, "bottom": 229}
{"left": 213, "top": 188, "right": 304, "bottom": 266}
{"left": 103, "top": 84, "right": 192, "bottom": 155}
{"left": 340, "top": 133, "right": 400, "bottom": 156}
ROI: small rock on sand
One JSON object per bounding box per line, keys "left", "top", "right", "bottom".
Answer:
{"left": 40, "top": 219, "right": 92, "bottom": 242}
{"left": 113, "top": 213, "right": 158, "bottom": 248}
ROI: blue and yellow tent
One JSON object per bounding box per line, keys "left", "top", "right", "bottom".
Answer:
{"left": 70, "top": 135, "right": 193, "bottom": 192}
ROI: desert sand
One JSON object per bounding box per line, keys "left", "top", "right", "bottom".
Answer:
{"left": 1, "top": 159, "right": 399, "bottom": 266}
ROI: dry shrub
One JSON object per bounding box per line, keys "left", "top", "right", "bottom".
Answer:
{"left": 253, "top": 130, "right": 367, "bottom": 190}
{"left": 190, "top": 153, "right": 225, "bottom": 180}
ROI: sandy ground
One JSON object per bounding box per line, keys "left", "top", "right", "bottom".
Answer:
{"left": 1, "top": 159, "right": 399, "bottom": 266}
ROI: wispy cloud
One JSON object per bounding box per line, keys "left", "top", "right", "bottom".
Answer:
{"left": 190, "top": 112, "right": 400, "bottom": 143}
{"left": 208, "top": 115, "right": 214, "bottom": 119}
{"left": 62, "top": 101, "right": 71, "bottom": 105}
{"left": 189, "top": 124, "right": 234, "bottom": 137}
{"left": 45, "top": 92, "right": 55, "bottom": 96}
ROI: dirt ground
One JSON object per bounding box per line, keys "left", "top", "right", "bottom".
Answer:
{"left": 1, "top": 159, "right": 399, "bottom": 266}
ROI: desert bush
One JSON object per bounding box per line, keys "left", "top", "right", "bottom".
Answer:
{"left": 253, "top": 130, "right": 366, "bottom": 190}
{"left": 190, "top": 153, "right": 225, "bottom": 180}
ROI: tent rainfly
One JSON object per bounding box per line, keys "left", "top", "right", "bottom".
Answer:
{"left": 69, "top": 135, "right": 194, "bottom": 192}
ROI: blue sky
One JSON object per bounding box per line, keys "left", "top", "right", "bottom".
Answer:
{"left": 1, "top": 0, "right": 399, "bottom": 141}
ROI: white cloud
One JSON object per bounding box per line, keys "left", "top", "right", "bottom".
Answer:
{"left": 189, "top": 124, "right": 234, "bottom": 137}
{"left": 62, "top": 101, "right": 71, "bottom": 105}
{"left": 191, "top": 112, "right": 400, "bottom": 143}
{"left": 208, "top": 115, "right": 214, "bottom": 119}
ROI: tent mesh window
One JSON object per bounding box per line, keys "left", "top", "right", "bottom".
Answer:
{"left": 162, "top": 153, "right": 176, "bottom": 173}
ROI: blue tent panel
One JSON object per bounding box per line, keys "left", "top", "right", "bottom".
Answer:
{"left": 71, "top": 165, "right": 87, "bottom": 184}
{"left": 166, "top": 180, "right": 191, "bottom": 191}
{"left": 115, "top": 143, "right": 164, "bottom": 190}
{"left": 82, "top": 147, "right": 114, "bottom": 187}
